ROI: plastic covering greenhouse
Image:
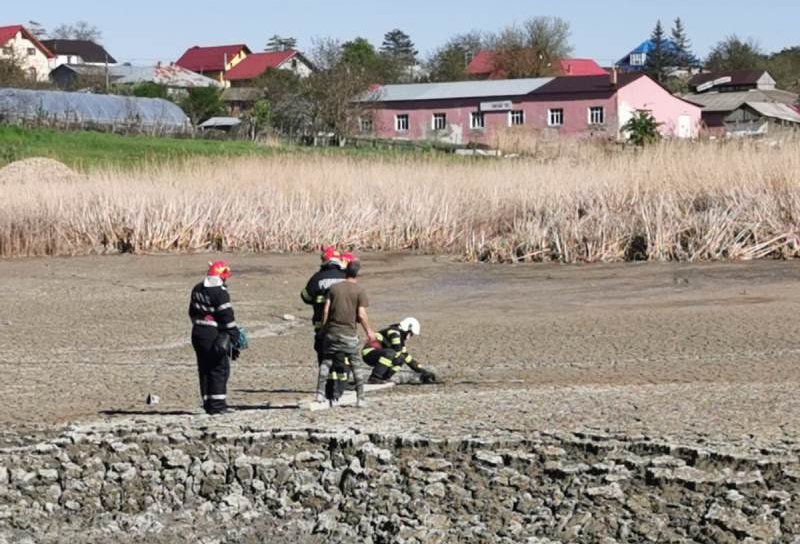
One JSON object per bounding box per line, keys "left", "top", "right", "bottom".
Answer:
{"left": 0, "top": 88, "right": 191, "bottom": 134}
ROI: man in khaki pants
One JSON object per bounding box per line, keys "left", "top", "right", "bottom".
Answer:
{"left": 317, "top": 259, "right": 375, "bottom": 407}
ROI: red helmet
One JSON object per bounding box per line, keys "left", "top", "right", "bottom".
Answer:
{"left": 321, "top": 246, "right": 341, "bottom": 263}
{"left": 207, "top": 260, "right": 231, "bottom": 281}
{"left": 341, "top": 252, "right": 356, "bottom": 265}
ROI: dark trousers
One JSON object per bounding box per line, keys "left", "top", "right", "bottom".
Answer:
{"left": 192, "top": 329, "right": 230, "bottom": 414}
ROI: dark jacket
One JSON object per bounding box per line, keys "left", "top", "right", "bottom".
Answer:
{"left": 301, "top": 264, "right": 346, "bottom": 329}
{"left": 189, "top": 278, "right": 240, "bottom": 342}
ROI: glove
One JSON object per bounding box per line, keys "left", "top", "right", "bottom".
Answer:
{"left": 232, "top": 349, "right": 241, "bottom": 361}
{"left": 420, "top": 370, "right": 437, "bottom": 384}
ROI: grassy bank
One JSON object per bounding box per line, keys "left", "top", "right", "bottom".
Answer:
{"left": 0, "top": 126, "right": 447, "bottom": 170}
{"left": 0, "top": 125, "right": 279, "bottom": 169}
{"left": 2, "top": 139, "right": 799, "bottom": 262}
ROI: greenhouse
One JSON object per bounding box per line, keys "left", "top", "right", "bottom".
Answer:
{"left": 0, "top": 88, "right": 191, "bottom": 134}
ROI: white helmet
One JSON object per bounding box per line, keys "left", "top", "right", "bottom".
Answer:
{"left": 399, "top": 317, "right": 421, "bottom": 336}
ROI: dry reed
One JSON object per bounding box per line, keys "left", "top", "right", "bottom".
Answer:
{"left": 2, "top": 139, "right": 799, "bottom": 263}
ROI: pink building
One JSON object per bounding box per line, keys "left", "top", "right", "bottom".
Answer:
{"left": 361, "top": 73, "right": 702, "bottom": 145}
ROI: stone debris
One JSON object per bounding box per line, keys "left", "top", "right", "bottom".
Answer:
{"left": 0, "top": 419, "right": 799, "bottom": 543}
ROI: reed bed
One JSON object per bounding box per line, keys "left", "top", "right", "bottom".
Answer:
{"left": 2, "top": 139, "right": 800, "bottom": 263}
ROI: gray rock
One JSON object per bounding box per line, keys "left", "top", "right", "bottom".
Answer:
{"left": 37, "top": 468, "right": 59, "bottom": 483}
{"left": 474, "top": 450, "right": 504, "bottom": 467}
{"left": 585, "top": 483, "right": 625, "bottom": 501}
{"left": 162, "top": 449, "right": 191, "bottom": 470}
{"left": 418, "top": 458, "right": 452, "bottom": 472}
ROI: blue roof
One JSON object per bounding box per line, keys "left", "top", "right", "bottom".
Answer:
{"left": 618, "top": 39, "right": 699, "bottom": 69}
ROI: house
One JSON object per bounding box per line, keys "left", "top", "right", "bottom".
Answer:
{"left": 221, "top": 87, "right": 263, "bottom": 115}
{"left": 175, "top": 44, "right": 251, "bottom": 84}
{"left": 617, "top": 39, "right": 681, "bottom": 73}
{"left": 683, "top": 70, "right": 800, "bottom": 135}
{"left": 467, "top": 50, "right": 607, "bottom": 79}
{"left": 41, "top": 39, "right": 116, "bottom": 68}
{"left": 0, "top": 24, "right": 54, "bottom": 81}
{"left": 224, "top": 50, "right": 314, "bottom": 85}
{"left": 360, "top": 72, "right": 701, "bottom": 145}
{"left": 50, "top": 62, "right": 221, "bottom": 91}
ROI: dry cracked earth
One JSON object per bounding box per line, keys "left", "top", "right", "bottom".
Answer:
{"left": 1, "top": 253, "right": 799, "bottom": 444}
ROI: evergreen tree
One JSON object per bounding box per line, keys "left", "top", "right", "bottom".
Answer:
{"left": 380, "top": 29, "right": 418, "bottom": 66}
{"left": 706, "top": 35, "right": 767, "bottom": 72}
{"left": 645, "top": 20, "right": 674, "bottom": 82}
{"left": 425, "top": 32, "right": 484, "bottom": 82}
{"left": 266, "top": 35, "right": 297, "bottom": 52}
{"left": 670, "top": 17, "right": 697, "bottom": 69}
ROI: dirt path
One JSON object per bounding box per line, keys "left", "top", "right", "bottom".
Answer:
{"left": 2, "top": 254, "right": 800, "bottom": 444}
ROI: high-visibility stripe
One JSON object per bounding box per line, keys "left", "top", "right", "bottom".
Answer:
{"left": 193, "top": 302, "right": 216, "bottom": 312}
{"left": 224, "top": 321, "right": 238, "bottom": 329}
{"left": 217, "top": 303, "right": 232, "bottom": 311}
{"left": 405, "top": 355, "right": 413, "bottom": 363}
{"left": 208, "top": 394, "right": 226, "bottom": 400}
{"left": 378, "top": 356, "right": 394, "bottom": 367}
{"left": 194, "top": 319, "right": 218, "bottom": 327}
{"left": 362, "top": 347, "right": 375, "bottom": 355}
{"left": 391, "top": 338, "right": 402, "bottom": 345}
{"left": 315, "top": 295, "right": 326, "bottom": 304}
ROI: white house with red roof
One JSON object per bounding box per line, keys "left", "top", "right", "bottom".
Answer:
{"left": 224, "top": 50, "right": 314, "bottom": 85}
{"left": 175, "top": 44, "right": 251, "bottom": 84}
{"left": 0, "top": 24, "right": 54, "bottom": 81}
{"left": 467, "top": 50, "right": 607, "bottom": 80}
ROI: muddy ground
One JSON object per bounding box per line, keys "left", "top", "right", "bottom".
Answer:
{"left": 2, "top": 254, "right": 800, "bottom": 445}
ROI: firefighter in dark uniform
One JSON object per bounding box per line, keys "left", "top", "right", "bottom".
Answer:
{"left": 301, "top": 247, "right": 347, "bottom": 364}
{"left": 189, "top": 261, "right": 241, "bottom": 415}
{"left": 362, "top": 318, "right": 437, "bottom": 384}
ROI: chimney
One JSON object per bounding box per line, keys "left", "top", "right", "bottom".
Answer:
{"left": 610, "top": 66, "right": 618, "bottom": 87}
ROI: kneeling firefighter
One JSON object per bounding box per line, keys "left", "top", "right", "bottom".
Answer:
{"left": 188, "top": 261, "right": 244, "bottom": 415}
{"left": 362, "top": 318, "right": 437, "bottom": 385}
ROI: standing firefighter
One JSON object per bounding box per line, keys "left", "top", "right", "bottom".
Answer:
{"left": 318, "top": 259, "right": 375, "bottom": 406}
{"left": 301, "top": 247, "right": 347, "bottom": 364}
{"left": 362, "top": 318, "right": 437, "bottom": 384}
{"left": 188, "top": 261, "right": 241, "bottom": 415}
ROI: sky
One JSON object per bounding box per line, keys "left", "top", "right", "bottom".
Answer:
{"left": 5, "top": 0, "right": 799, "bottom": 66}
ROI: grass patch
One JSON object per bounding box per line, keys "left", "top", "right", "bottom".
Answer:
{"left": 0, "top": 125, "right": 450, "bottom": 171}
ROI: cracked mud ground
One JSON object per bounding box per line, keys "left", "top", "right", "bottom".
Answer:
{"left": 2, "top": 254, "right": 799, "bottom": 445}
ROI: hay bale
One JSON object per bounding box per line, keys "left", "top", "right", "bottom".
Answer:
{"left": 0, "top": 158, "right": 83, "bottom": 185}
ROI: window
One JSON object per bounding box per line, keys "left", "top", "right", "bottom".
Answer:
{"left": 2, "top": 46, "right": 12, "bottom": 56}
{"left": 548, "top": 108, "right": 564, "bottom": 127}
{"left": 470, "top": 111, "right": 485, "bottom": 130}
{"left": 432, "top": 113, "right": 447, "bottom": 131}
{"left": 509, "top": 110, "right": 524, "bottom": 126}
{"left": 27, "top": 48, "right": 36, "bottom": 56}
{"left": 588, "top": 106, "right": 605, "bottom": 125}
{"left": 359, "top": 117, "right": 373, "bottom": 133}
{"left": 27, "top": 67, "right": 37, "bottom": 80}
{"left": 630, "top": 53, "right": 646, "bottom": 66}
{"left": 395, "top": 114, "right": 409, "bottom": 132}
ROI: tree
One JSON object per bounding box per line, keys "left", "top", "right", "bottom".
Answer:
{"left": 670, "top": 17, "right": 698, "bottom": 69}
{"left": 645, "top": 20, "right": 675, "bottom": 83}
{"left": 180, "top": 87, "right": 225, "bottom": 125}
{"left": 0, "top": 57, "right": 27, "bottom": 87}
{"left": 425, "top": 31, "right": 484, "bottom": 82}
{"left": 705, "top": 35, "right": 766, "bottom": 72}
{"left": 380, "top": 29, "right": 418, "bottom": 66}
{"left": 265, "top": 35, "right": 297, "bottom": 52}
{"left": 52, "top": 21, "right": 103, "bottom": 42}
{"left": 767, "top": 46, "right": 800, "bottom": 93}
{"left": 622, "top": 111, "right": 661, "bottom": 146}
{"left": 244, "top": 99, "right": 271, "bottom": 140}
{"left": 341, "top": 37, "right": 398, "bottom": 83}
{"left": 27, "top": 21, "right": 47, "bottom": 39}
{"left": 131, "top": 82, "right": 169, "bottom": 99}
{"left": 488, "top": 16, "right": 572, "bottom": 78}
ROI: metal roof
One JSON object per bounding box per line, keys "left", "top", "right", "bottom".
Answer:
{"left": 113, "top": 64, "right": 222, "bottom": 88}
{"left": 41, "top": 39, "right": 116, "bottom": 64}
{"left": 364, "top": 78, "right": 554, "bottom": 103}
{"left": 683, "top": 89, "right": 798, "bottom": 112}
{"left": 744, "top": 102, "right": 800, "bottom": 124}
{"left": 198, "top": 116, "right": 241, "bottom": 128}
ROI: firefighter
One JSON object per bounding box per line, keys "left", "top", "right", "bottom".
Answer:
{"left": 301, "top": 247, "right": 348, "bottom": 365}
{"left": 188, "top": 260, "right": 241, "bottom": 415}
{"left": 362, "top": 318, "right": 437, "bottom": 385}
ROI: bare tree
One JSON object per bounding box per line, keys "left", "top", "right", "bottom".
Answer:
{"left": 52, "top": 21, "right": 103, "bottom": 42}
{"left": 488, "top": 16, "right": 573, "bottom": 78}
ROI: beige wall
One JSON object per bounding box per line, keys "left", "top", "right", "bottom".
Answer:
{"left": 0, "top": 30, "right": 51, "bottom": 81}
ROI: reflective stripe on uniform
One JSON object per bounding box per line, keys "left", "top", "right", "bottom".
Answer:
{"left": 194, "top": 319, "right": 218, "bottom": 327}
{"left": 224, "top": 321, "right": 238, "bottom": 329}
{"left": 362, "top": 347, "right": 375, "bottom": 356}
{"left": 405, "top": 354, "right": 413, "bottom": 363}
{"left": 208, "top": 394, "right": 226, "bottom": 400}
{"left": 378, "top": 356, "right": 394, "bottom": 367}
{"left": 193, "top": 302, "right": 216, "bottom": 312}
{"left": 315, "top": 295, "right": 326, "bottom": 304}
{"left": 217, "top": 302, "right": 232, "bottom": 311}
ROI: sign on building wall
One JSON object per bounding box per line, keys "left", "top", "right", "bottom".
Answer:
{"left": 480, "top": 100, "right": 513, "bottom": 112}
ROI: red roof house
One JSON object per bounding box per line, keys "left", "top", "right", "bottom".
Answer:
{"left": 175, "top": 44, "right": 251, "bottom": 81}
{"left": 467, "top": 50, "right": 607, "bottom": 79}
{"left": 224, "top": 50, "right": 314, "bottom": 84}
{"left": 0, "top": 24, "right": 54, "bottom": 81}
